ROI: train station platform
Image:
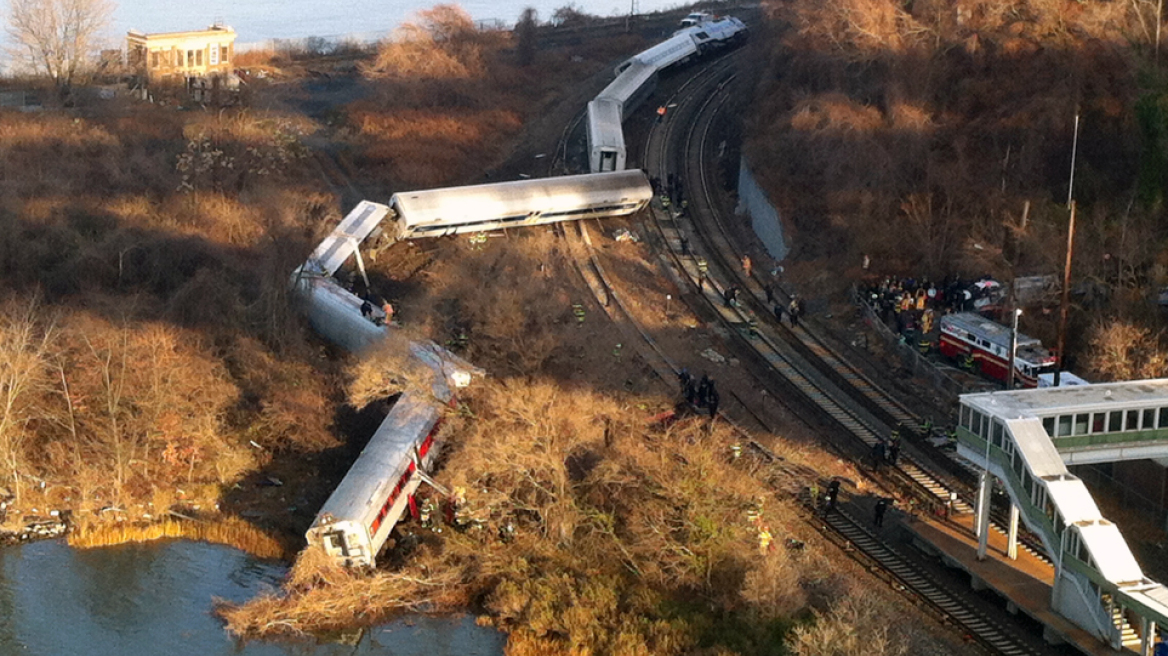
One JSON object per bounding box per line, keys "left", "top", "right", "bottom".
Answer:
{"left": 904, "top": 514, "right": 1135, "bottom": 655}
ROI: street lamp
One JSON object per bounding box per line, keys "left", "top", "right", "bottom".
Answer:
{"left": 1008, "top": 308, "right": 1022, "bottom": 391}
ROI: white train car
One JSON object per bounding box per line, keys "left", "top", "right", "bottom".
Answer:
{"left": 305, "top": 392, "right": 446, "bottom": 567}
{"left": 615, "top": 31, "right": 698, "bottom": 75}
{"left": 681, "top": 16, "right": 748, "bottom": 53}
{"left": 386, "top": 170, "right": 653, "bottom": 240}
{"left": 598, "top": 61, "right": 658, "bottom": 119}
{"left": 587, "top": 99, "right": 626, "bottom": 173}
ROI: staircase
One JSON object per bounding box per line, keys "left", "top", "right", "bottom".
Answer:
{"left": 1104, "top": 594, "right": 1143, "bottom": 651}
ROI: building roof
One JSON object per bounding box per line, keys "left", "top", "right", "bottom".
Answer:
{"left": 1008, "top": 418, "right": 1068, "bottom": 477}
{"left": 1078, "top": 521, "right": 1145, "bottom": 584}
{"left": 127, "top": 25, "right": 236, "bottom": 41}
{"left": 1043, "top": 477, "right": 1102, "bottom": 523}
{"left": 962, "top": 378, "right": 1168, "bottom": 419}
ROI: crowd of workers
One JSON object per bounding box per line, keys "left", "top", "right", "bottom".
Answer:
{"left": 860, "top": 274, "right": 1004, "bottom": 351}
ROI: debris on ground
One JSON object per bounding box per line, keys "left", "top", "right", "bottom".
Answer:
{"left": 613, "top": 228, "right": 640, "bottom": 243}
{"left": 700, "top": 348, "right": 726, "bottom": 364}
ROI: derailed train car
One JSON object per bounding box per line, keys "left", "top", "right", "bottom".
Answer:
{"left": 305, "top": 391, "right": 447, "bottom": 567}
{"left": 588, "top": 14, "right": 747, "bottom": 173}
{"left": 386, "top": 169, "right": 652, "bottom": 240}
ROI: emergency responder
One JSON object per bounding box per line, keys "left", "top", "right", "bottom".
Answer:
{"left": 758, "top": 525, "right": 773, "bottom": 554}
{"left": 697, "top": 258, "right": 709, "bottom": 289}
{"left": 708, "top": 386, "right": 720, "bottom": 420}
{"left": 826, "top": 480, "right": 841, "bottom": 513}
{"left": 656, "top": 105, "right": 667, "bottom": 122}
{"left": 742, "top": 255, "right": 752, "bottom": 279}
{"left": 874, "top": 497, "right": 891, "bottom": 528}
{"left": 572, "top": 303, "right": 586, "bottom": 325}
{"left": 871, "top": 440, "right": 886, "bottom": 471}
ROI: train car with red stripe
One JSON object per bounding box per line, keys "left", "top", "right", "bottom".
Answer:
{"left": 939, "top": 312, "right": 1056, "bottom": 387}
{"left": 305, "top": 392, "right": 452, "bottom": 567}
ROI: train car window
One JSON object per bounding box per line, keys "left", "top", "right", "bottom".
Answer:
{"left": 1057, "top": 415, "right": 1072, "bottom": 438}
{"left": 1022, "top": 468, "right": 1032, "bottom": 495}
{"left": 1161, "top": 407, "right": 1168, "bottom": 428}
{"left": 959, "top": 405, "right": 970, "bottom": 429}
{"left": 1126, "top": 409, "right": 1140, "bottom": 431}
{"left": 971, "top": 410, "right": 982, "bottom": 436}
{"left": 695, "top": 31, "right": 709, "bottom": 39}
{"left": 992, "top": 421, "right": 1003, "bottom": 448}
{"left": 1074, "top": 413, "right": 1089, "bottom": 436}
{"left": 1091, "top": 413, "right": 1105, "bottom": 433}
{"left": 1109, "top": 411, "right": 1123, "bottom": 432}
{"left": 1144, "top": 408, "right": 1156, "bottom": 430}
{"left": 1042, "top": 416, "right": 1055, "bottom": 437}
{"left": 1012, "top": 451, "right": 1024, "bottom": 478}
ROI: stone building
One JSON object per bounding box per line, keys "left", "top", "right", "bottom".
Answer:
{"left": 126, "top": 25, "right": 237, "bottom": 84}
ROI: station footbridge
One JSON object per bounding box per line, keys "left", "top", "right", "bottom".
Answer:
{"left": 956, "top": 379, "right": 1168, "bottom": 654}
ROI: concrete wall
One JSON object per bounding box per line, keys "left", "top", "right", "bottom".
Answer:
{"left": 736, "top": 156, "right": 788, "bottom": 261}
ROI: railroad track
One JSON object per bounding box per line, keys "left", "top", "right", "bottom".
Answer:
{"left": 661, "top": 59, "right": 1054, "bottom": 568}
{"left": 546, "top": 47, "right": 1064, "bottom": 654}
{"left": 639, "top": 67, "right": 976, "bottom": 519}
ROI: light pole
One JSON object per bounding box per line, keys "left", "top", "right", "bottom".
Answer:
{"left": 1008, "top": 308, "right": 1022, "bottom": 391}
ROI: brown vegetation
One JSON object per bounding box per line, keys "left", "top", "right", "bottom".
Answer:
{"left": 745, "top": 0, "right": 1168, "bottom": 368}
{"left": 341, "top": 4, "right": 646, "bottom": 189}
{"left": 221, "top": 380, "right": 952, "bottom": 655}
{"left": 69, "top": 515, "right": 287, "bottom": 559}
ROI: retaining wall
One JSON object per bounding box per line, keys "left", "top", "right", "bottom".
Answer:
{"left": 736, "top": 156, "right": 788, "bottom": 261}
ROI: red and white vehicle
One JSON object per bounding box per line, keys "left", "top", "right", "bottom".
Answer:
{"left": 939, "top": 312, "right": 1056, "bottom": 387}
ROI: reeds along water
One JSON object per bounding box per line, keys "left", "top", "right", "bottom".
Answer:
{"left": 68, "top": 516, "right": 287, "bottom": 560}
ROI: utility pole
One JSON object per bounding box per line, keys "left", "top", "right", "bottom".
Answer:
{"left": 1009, "top": 307, "right": 1022, "bottom": 391}
{"left": 1056, "top": 201, "right": 1076, "bottom": 387}
{"left": 1056, "top": 113, "right": 1080, "bottom": 387}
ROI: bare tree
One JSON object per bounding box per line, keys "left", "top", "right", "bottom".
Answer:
{"left": 514, "top": 8, "right": 538, "bottom": 66}
{"left": 0, "top": 297, "right": 56, "bottom": 504}
{"left": 5, "top": 0, "right": 116, "bottom": 88}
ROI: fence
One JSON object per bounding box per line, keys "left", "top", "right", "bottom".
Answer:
{"left": 850, "top": 285, "right": 965, "bottom": 400}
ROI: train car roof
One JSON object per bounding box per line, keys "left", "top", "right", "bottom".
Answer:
{"left": 311, "top": 392, "right": 443, "bottom": 528}
{"left": 598, "top": 62, "right": 656, "bottom": 105}
{"left": 587, "top": 98, "right": 625, "bottom": 148}
{"left": 962, "top": 378, "right": 1168, "bottom": 418}
{"left": 391, "top": 170, "right": 652, "bottom": 230}
{"left": 304, "top": 201, "right": 392, "bottom": 276}
{"left": 630, "top": 32, "right": 697, "bottom": 68}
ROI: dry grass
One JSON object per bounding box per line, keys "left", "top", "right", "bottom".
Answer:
{"left": 219, "top": 377, "right": 963, "bottom": 655}
{"left": 69, "top": 515, "right": 286, "bottom": 559}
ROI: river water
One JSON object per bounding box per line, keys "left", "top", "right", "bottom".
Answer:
{"left": 0, "top": 539, "right": 504, "bottom": 656}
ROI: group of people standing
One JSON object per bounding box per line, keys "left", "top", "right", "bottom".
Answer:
{"left": 678, "top": 369, "right": 720, "bottom": 419}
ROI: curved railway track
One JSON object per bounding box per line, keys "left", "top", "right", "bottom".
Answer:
{"left": 550, "top": 49, "right": 1061, "bottom": 655}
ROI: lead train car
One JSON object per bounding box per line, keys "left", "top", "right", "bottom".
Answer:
{"left": 387, "top": 169, "right": 652, "bottom": 240}
{"left": 305, "top": 392, "right": 446, "bottom": 567}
